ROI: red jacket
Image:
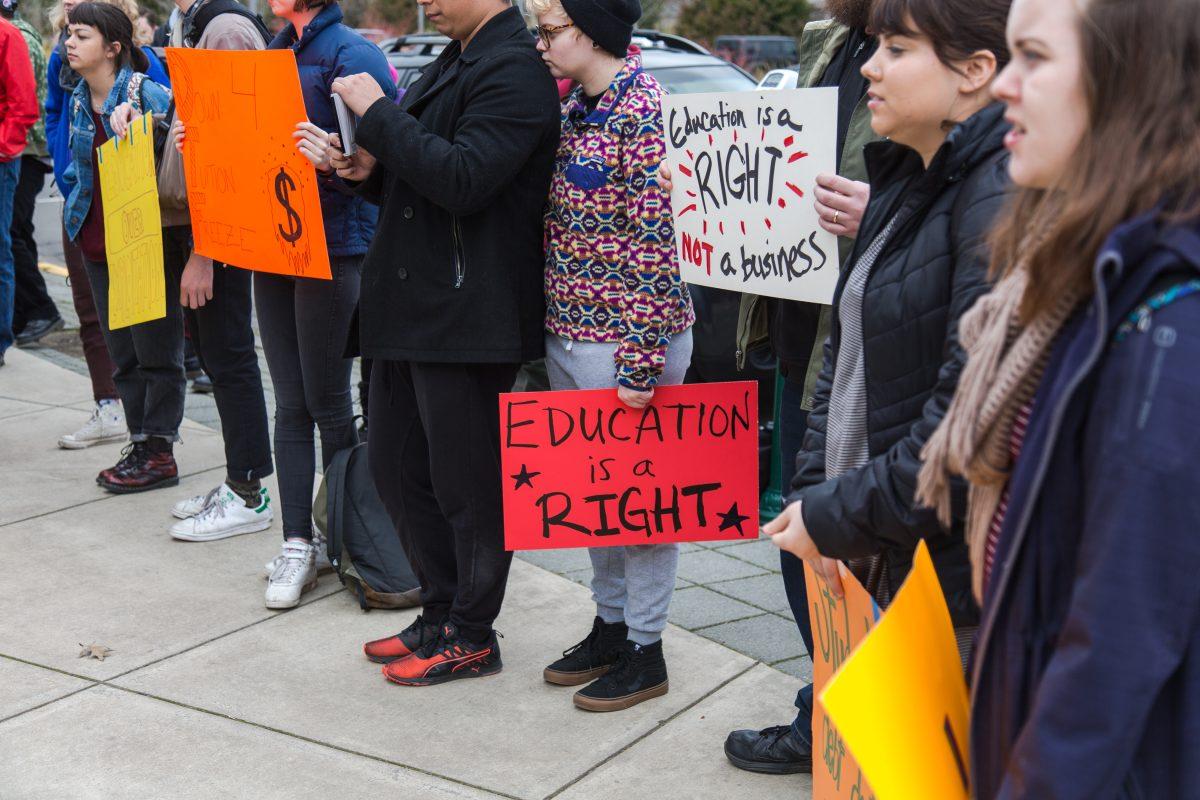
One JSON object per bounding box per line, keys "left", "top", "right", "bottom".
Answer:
{"left": 0, "top": 18, "right": 37, "bottom": 162}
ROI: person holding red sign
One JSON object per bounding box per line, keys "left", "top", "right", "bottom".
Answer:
{"left": 530, "top": 0, "right": 695, "bottom": 713}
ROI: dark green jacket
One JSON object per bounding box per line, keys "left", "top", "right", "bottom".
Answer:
{"left": 735, "top": 19, "right": 879, "bottom": 409}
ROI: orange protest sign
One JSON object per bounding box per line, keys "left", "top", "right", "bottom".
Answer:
{"left": 820, "top": 541, "right": 971, "bottom": 800}
{"left": 805, "top": 561, "right": 879, "bottom": 800}
{"left": 165, "top": 48, "right": 330, "bottom": 279}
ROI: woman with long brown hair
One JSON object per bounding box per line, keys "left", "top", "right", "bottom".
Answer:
{"left": 917, "top": 0, "right": 1200, "bottom": 795}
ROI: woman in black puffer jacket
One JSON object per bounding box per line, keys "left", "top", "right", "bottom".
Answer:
{"left": 768, "top": 0, "right": 1011, "bottom": 636}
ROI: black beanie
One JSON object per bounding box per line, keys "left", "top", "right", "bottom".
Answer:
{"left": 559, "top": 0, "right": 641, "bottom": 59}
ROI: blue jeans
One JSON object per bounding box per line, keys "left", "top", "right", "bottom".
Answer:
{"left": 780, "top": 377, "right": 814, "bottom": 744}
{"left": 0, "top": 159, "right": 20, "bottom": 355}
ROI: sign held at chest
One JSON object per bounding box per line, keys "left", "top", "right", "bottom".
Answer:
{"left": 662, "top": 88, "right": 841, "bottom": 303}
{"left": 500, "top": 382, "right": 759, "bottom": 550}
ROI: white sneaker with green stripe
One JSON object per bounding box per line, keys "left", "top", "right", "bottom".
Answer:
{"left": 169, "top": 483, "right": 273, "bottom": 542}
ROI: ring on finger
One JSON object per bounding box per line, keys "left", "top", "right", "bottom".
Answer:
{"left": 833, "top": 210, "right": 840, "bottom": 225}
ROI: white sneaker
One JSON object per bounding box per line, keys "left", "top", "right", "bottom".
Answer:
{"left": 264, "top": 540, "right": 318, "bottom": 609}
{"left": 169, "top": 484, "right": 273, "bottom": 542}
{"left": 173, "top": 485, "right": 268, "bottom": 520}
{"left": 264, "top": 530, "right": 333, "bottom": 577}
{"left": 58, "top": 402, "right": 127, "bottom": 449}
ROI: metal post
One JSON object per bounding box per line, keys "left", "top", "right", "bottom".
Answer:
{"left": 417, "top": 5, "right": 425, "bottom": 32}
{"left": 760, "top": 366, "right": 785, "bottom": 523}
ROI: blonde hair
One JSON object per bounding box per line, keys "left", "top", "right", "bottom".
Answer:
{"left": 525, "top": 0, "right": 566, "bottom": 18}
{"left": 50, "top": 0, "right": 150, "bottom": 44}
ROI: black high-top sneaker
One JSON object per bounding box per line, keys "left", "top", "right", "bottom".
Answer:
{"left": 544, "top": 616, "right": 628, "bottom": 686}
{"left": 573, "top": 639, "right": 668, "bottom": 712}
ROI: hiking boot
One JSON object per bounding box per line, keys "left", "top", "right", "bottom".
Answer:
{"left": 573, "top": 639, "right": 668, "bottom": 712}
{"left": 16, "top": 315, "right": 64, "bottom": 347}
{"left": 723, "top": 724, "right": 813, "bottom": 775}
{"left": 169, "top": 483, "right": 273, "bottom": 542}
{"left": 263, "top": 529, "right": 333, "bottom": 577}
{"left": 544, "top": 616, "right": 628, "bottom": 686}
{"left": 382, "top": 621, "right": 502, "bottom": 686}
{"left": 363, "top": 614, "right": 441, "bottom": 664}
{"left": 100, "top": 442, "right": 179, "bottom": 494}
{"left": 264, "top": 540, "right": 318, "bottom": 609}
{"left": 174, "top": 485, "right": 267, "bottom": 520}
{"left": 62, "top": 401, "right": 127, "bottom": 450}
{"left": 96, "top": 441, "right": 146, "bottom": 485}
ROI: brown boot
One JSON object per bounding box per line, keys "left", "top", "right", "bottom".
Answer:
{"left": 100, "top": 438, "right": 179, "bottom": 494}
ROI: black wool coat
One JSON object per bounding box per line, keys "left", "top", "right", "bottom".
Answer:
{"left": 352, "top": 7, "right": 561, "bottom": 363}
{"left": 791, "top": 102, "right": 1011, "bottom": 626}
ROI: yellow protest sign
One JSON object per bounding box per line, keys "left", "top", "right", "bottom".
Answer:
{"left": 805, "top": 561, "right": 878, "bottom": 800}
{"left": 97, "top": 112, "right": 165, "bottom": 330}
{"left": 820, "top": 541, "right": 971, "bottom": 800}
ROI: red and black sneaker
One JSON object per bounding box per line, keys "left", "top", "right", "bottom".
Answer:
{"left": 363, "top": 614, "right": 440, "bottom": 664}
{"left": 382, "top": 621, "right": 503, "bottom": 686}
{"left": 99, "top": 440, "right": 179, "bottom": 494}
{"left": 97, "top": 442, "right": 144, "bottom": 485}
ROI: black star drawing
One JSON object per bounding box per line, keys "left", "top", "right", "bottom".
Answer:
{"left": 511, "top": 464, "right": 541, "bottom": 491}
{"left": 717, "top": 502, "right": 751, "bottom": 535}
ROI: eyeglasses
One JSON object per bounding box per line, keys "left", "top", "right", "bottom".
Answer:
{"left": 535, "top": 22, "right": 574, "bottom": 48}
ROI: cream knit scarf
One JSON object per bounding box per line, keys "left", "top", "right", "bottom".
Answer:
{"left": 916, "top": 264, "right": 1082, "bottom": 600}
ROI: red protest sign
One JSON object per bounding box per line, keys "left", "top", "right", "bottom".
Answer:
{"left": 500, "top": 382, "right": 759, "bottom": 550}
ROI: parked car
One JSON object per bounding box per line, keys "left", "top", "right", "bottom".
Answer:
{"left": 714, "top": 35, "right": 799, "bottom": 75}
{"left": 757, "top": 67, "right": 801, "bottom": 90}
{"left": 381, "top": 33, "right": 451, "bottom": 88}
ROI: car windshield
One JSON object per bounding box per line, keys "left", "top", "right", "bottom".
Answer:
{"left": 647, "top": 65, "right": 757, "bottom": 95}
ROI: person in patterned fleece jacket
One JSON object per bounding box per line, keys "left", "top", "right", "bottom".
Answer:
{"left": 530, "top": 0, "right": 695, "bottom": 714}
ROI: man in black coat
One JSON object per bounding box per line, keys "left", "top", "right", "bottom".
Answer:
{"left": 330, "top": 0, "right": 560, "bottom": 685}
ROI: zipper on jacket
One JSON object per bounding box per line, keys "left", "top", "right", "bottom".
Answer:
{"left": 451, "top": 217, "right": 465, "bottom": 289}
{"left": 970, "top": 252, "right": 1122, "bottom": 721}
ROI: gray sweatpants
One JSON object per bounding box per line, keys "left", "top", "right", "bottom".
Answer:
{"left": 544, "top": 330, "right": 694, "bottom": 644}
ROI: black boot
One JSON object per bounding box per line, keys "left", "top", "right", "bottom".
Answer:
{"left": 723, "top": 724, "right": 813, "bottom": 775}
{"left": 544, "top": 616, "right": 628, "bottom": 686}
{"left": 573, "top": 639, "right": 668, "bottom": 712}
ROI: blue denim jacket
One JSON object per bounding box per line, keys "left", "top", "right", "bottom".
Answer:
{"left": 63, "top": 65, "right": 171, "bottom": 241}
{"left": 268, "top": 3, "right": 396, "bottom": 257}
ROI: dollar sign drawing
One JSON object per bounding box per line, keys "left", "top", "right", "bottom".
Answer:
{"left": 274, "top": 167, "right": 303, "bottom": 245}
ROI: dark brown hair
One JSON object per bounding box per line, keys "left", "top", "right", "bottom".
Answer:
{"left": 869, "top": 0, "right": 1013, "bottom": 74}
{"left": 990, "top": 0, "right": 1200, "bottom": 322}
{"left": 292, "top": 0, "right": 331, "bottom": 11}
{"left": 68, "top": 2, "right": 150, "bottom": 74}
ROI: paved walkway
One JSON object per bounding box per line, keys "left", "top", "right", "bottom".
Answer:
{"left": 27, "top": 188, "right": 814, "bottom": 683}
{"left": 0, "top": 347, "right": 813, "bottom": 799}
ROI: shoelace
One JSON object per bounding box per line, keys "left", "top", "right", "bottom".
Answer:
{"left": 194, "top": 486, "right": 225, "bottom": 517}
{"left": 196, "top": 488, "right": 236, "bottom": 522}
{"left": 561, "top": 620, "right": 603, "bottom": 659}
{"left": 269, "top": 545, "right": 311, "bottom": 584}
{"left": 112, "top": 442, "right": 146, "bottom": 472}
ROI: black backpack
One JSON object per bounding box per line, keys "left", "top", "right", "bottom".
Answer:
{"left": 316, "top": 443, "right": 421, "bottom": 611}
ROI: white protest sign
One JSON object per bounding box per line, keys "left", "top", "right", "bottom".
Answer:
{"left": 662, "top": 87, "right": 840, "bottom": 303}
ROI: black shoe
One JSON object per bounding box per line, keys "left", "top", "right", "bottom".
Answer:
{"left": 16, "top": 315, "right": 64, "bottom": 347}
{"left": 544, "top": 616, "right": 628, "bottom": 686}
{"left": 574, "top": 639, "right": 668, "bottom": 712}
{"left": 723, "top": 724, "right": 813, "bottom": 775}
{"left": 382, "top": 621, "right": 503, "bottom": 686}
{"left": 191, "top": 374, "right": 214, "bottom": 394}
{"left": 184, "top": 344, "right": 203, "bottom": 379}
{"left": 363, "top": 614, "right": 441, "bottom": 664}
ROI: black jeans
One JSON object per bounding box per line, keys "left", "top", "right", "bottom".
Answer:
{"left": 255, "top": 255, "right": 361, "bottom": 537}
{"left": 367, "top": 360, "right": 520, "bottom": 641}
{"left": 164, "top": 227, "right": 273, "bottom": 481}
{"left": 83, "top": 252, "right": 186, "bottom": 440}
{"left": 779, "top": 378, "right": 815, "bottom": 743}
{"left": 11, "top": 157, "right": 57, "bottom": 334}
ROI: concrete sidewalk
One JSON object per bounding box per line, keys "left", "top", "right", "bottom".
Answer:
{"left": 0, "top": 348, "right": 813, "bottom": 800}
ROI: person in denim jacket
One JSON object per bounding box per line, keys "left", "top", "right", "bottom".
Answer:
{"left": 63, "top": 2, "right": 183, "bottom": 495}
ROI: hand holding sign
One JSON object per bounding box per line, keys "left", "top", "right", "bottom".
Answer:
{"left": 662, "top": 88, "right": 840, "bottom": 303}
